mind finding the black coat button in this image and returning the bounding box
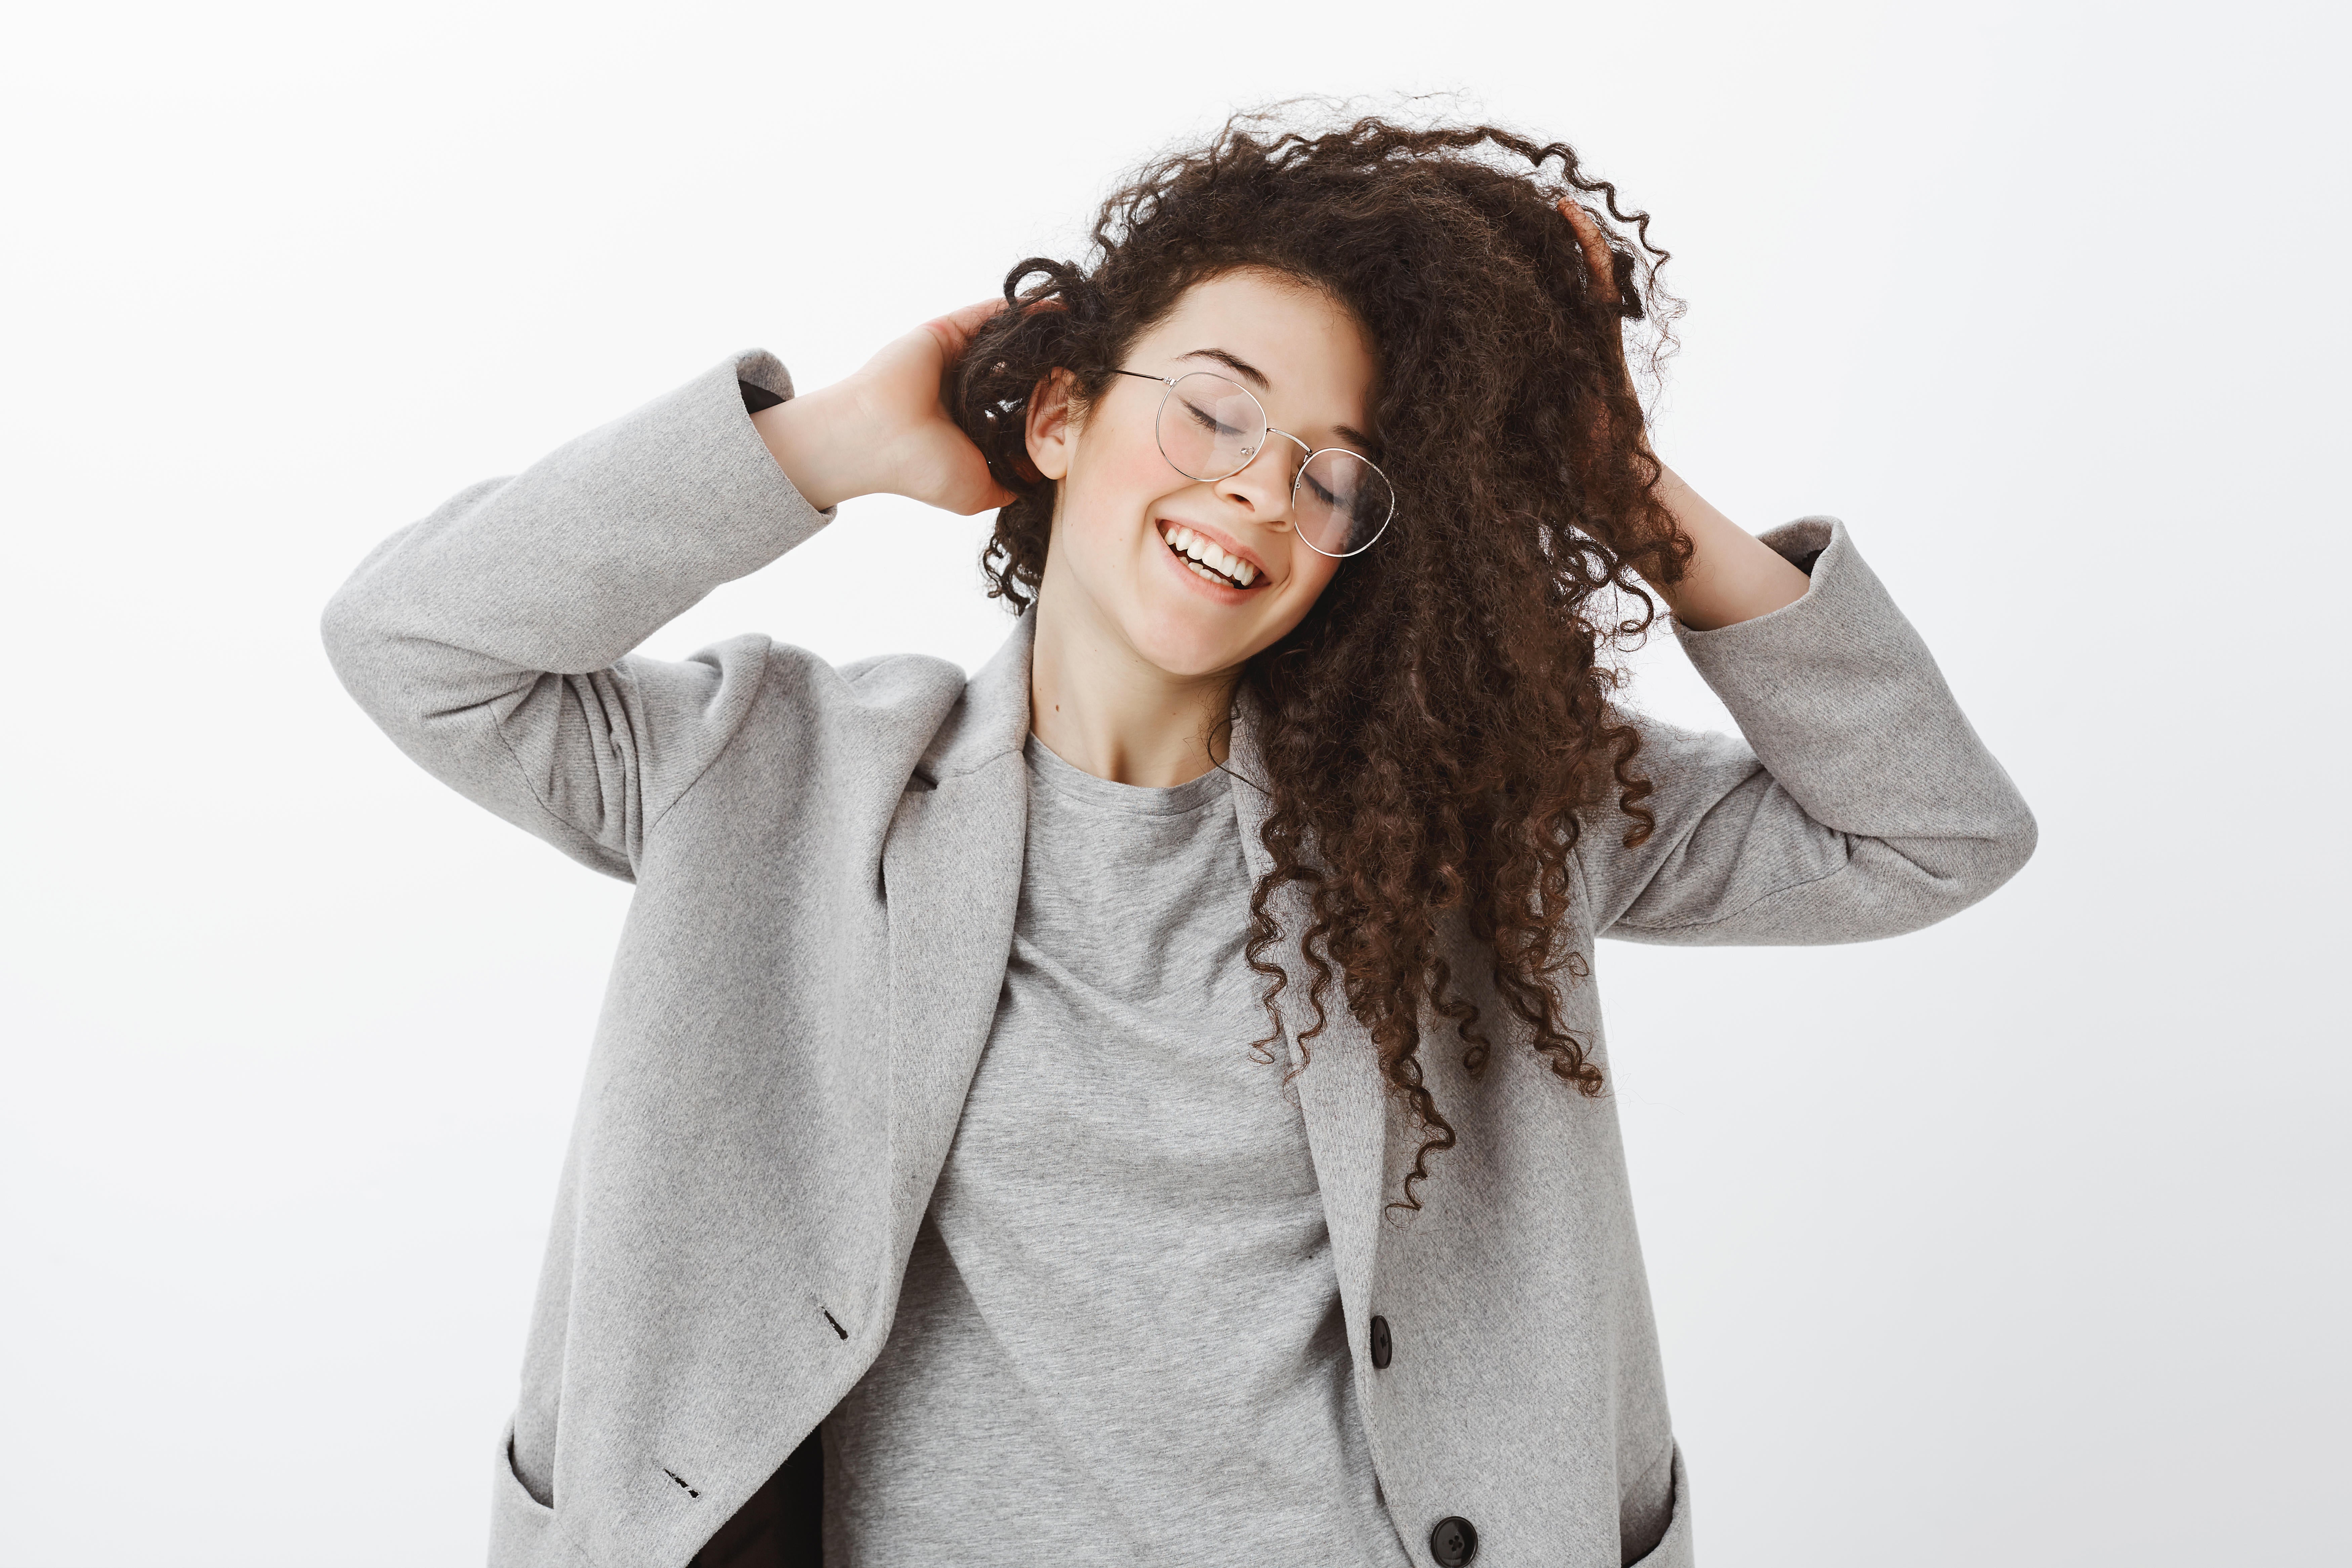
[1369,1315,1392,1369]
[1429,1515,1478,1566]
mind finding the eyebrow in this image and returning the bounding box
[1177,347,1380,457]
[1179,347,1269,389]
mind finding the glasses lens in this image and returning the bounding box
[1295,450,1396,557]
[1156,372,1265,482]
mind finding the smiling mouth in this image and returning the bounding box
[1159,521,1262,590]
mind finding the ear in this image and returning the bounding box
[1024,369,1079,482]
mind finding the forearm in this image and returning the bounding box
[1596,517,2038,943]
[323,351,826,876]
[1642,464,1812,631]
[327,353,824,692]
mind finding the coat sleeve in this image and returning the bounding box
[1580,517,2036,945]
[320,351,833,881]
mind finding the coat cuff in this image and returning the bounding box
[1668,515,1872,676]
[1667,517,1971,828]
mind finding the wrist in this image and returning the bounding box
[1646,464,1810,631]
[751,383,866,513]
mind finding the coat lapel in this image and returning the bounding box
[1225,700,1390,1333]
[880,619,1034,1247]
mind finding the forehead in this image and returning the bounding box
[1131,268,1377,424]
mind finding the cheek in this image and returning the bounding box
[1067,427,1177,530]
[1274,549,1344,617]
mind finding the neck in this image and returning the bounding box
[1026,569,1236,789]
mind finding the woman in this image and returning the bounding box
[324,115,2034,1568]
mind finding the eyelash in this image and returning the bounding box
[1182,403,1245,440]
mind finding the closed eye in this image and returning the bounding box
[1301,470,1339,508]
[1180,397,1247,439]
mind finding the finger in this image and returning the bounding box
[1556,198,1620,306]
[923,298,1009,357]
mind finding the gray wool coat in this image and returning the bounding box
[322,350,2036,1568]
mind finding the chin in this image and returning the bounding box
[1124,610,1257,681]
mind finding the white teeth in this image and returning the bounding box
[1163,522,1256,589]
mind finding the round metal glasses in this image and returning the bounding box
[1111,369,1396,558]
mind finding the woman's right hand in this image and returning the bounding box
[753,300,1019,516]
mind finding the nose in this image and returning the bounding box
[1215,430,1307,524]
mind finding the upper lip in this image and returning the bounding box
[1156,517,1270,585]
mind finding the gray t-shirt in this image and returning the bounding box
[824,737,1410,1568]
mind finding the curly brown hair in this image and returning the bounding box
[952,110,1692,1209]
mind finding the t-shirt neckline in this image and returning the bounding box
[1023,734,1232,818]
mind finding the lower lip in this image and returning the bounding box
[1156,529,1260,600]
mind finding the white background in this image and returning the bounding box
[2,2,2344,1563]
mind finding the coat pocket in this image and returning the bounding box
[1625,1443,1692,1568]
[488,1418,583,1568]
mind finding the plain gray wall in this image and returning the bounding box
[2,1,2343,1562]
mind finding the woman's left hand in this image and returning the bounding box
[1558,198,1640,391]
[1554,197,1812,630]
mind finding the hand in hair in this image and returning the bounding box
[1556,197,1645,411]
[1557,196,1810,631]
[751,299,1019,516]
